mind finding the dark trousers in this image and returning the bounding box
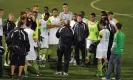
[0,57,2,74]
[75,40,86,65]
[0,36,2,46]
[57,48,71,73]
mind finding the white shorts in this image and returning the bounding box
[86,40,97,49]
[39,35,49,48]
[96,51,107,59]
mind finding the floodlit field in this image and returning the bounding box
[0,0,133,80]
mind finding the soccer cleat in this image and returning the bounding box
[70,58,74,64]
[101,77,107,80]
[96,73,103,77]
[63,72,68,76]
[37,73,44,77]
[24,74,28,78]
[4,62,9,66]
[73,60,77,66]
[54,72,62,76]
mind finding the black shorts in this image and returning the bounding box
[11,54,26,66]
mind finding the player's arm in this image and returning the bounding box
[94,31,102,45]
[56,28,61,38]
[111,33,117,52]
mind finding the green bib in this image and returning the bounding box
[88,21,99,40]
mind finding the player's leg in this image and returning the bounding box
[105,54,117,79]
[74,43,80,65]
[10,54,17,79]
[24,60,29,77]
[18,55,26,79]
[56,48,63,75]
[115,55,121,80]
[80,40,86,66]
[63,48,71,76]
[96,51,103,77]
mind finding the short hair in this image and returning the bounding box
[52,8,58,12]
[101,11,106,14]
[77,14,83,18]
[45,13,50,17]
[108,11,114,15]
[33,5,39,8]
[0,9,3,12]
[116,23,122,30]
[90,13,96,17]
[44,6,49,9]
[99,20,106,26]
[63,3,68,6]
[9,13,14,16]
[26,8,30,10]
[73,13,77,16]
[80,11,85,17]
[101,11,107,17]
[20,12,26,16]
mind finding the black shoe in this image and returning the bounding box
[18,76,22,80]
[10,75,14,80]
[80,63,85,67]
[48,55,56,62]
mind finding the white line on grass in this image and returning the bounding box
[90,0,133,18]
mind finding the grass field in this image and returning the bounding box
[0,0,133,80]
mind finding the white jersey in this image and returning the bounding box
[39,19,49,48]
[70,20,76,29]
[0,17,3,36]
[59,11,73,21]
[97,28,110,51]
[49,16,60,44]
[24,28,37,60]
[109,18,118,27]
[40,19,49,36]
[83,18,88,25]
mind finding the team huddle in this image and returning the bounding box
[0,3,125,80]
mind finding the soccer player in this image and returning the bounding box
[0,9,4,46]
[6,16,30,80]
[102,23,125,80]
[47,8,62,62]
[102,17,116,61]
[100,11,107,19]
[108,11,118,27]
[73,14,89,66]
[15,12,27,27]
[69,13,77,65]
[32,5,42,20]
[24,22,42,77]
[59,3,73,21]
[70,13,77,29]
[55,20,74,76]
[96,20,110,77]
[87,13,99,64]
[41,6,52,19]
[3,13,16,66]
[39,13,50,66]
[80,11,88,24]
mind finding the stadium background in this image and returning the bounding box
[0,0,133,80]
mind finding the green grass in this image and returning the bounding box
[0,0,133,80]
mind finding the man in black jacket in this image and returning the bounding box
[73,14,89,66]
[55,20,74,76]
[3,13,16,66]
[6,16,30,79]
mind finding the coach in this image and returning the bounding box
[73,14,89,66]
